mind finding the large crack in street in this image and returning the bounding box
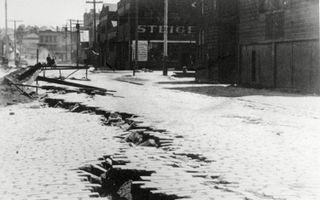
[43,97,243,200]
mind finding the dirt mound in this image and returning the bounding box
[0,66,39,107]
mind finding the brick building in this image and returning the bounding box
[117,0,198,70]
[239,0,319,92]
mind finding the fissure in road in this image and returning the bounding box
[44,98,244,200]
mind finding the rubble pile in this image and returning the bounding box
[0,66,40,106]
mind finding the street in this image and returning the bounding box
[1,70,320,200]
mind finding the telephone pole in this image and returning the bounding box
[64,24,68,62]
[4,0,9,59]
[9,20,23,66]
[163,0,168,75]
[134,0,139,76]
[69,19,75,62]
[86,0,103,49]
[70,20,73,61]
[76,20,80,67]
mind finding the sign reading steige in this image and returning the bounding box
[138,25,195,35]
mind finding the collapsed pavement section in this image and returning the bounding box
[41,97,256,200]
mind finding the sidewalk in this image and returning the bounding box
[1,70,320,200]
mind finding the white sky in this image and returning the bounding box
[0,0,119,28]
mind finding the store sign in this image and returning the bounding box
[132,40,148,62]
[80,30,89,42]
[138,25,195,34]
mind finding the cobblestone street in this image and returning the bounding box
[0,104,120,200]
[1,71,320,200]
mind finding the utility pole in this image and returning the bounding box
[163,0,168,75]
[134,0,139,76]
[64,25,68,62]
[128,1,131,70]
[69,19,73,62]
[9,20,23,67]
[4,0,9,60]
[76,21,80,67]
[86,0,103,50]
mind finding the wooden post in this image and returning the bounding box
[70,19,73,61]
[76,21,80,68]
[128,1,132,70]
[163,0,168,76]
[36,48,39,63]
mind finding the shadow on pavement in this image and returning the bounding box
[158,81,198,85]
[166,85,319,98]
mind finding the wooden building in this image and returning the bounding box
[98,3,118,68]
[196,0,239,83]
[116,0,198,70]
[239,0,319,92]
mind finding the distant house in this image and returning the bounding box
[239,0,319,92]
[21,33,39,60]
[38,30,71,62]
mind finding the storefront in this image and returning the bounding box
[117,0,198,70]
